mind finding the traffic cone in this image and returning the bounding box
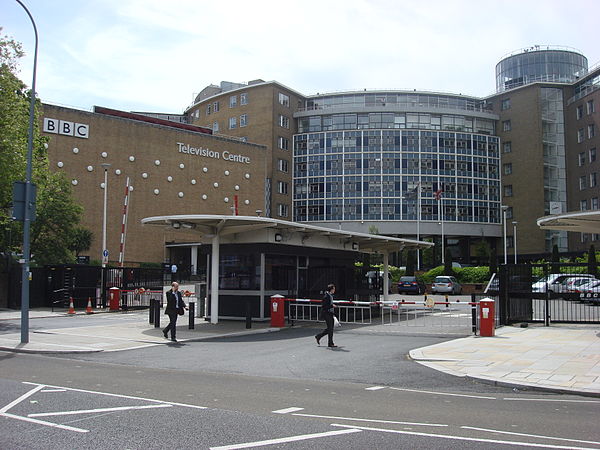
[67,297,76,315]
[85,297,94,314]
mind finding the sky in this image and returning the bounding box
[2,0,599,114]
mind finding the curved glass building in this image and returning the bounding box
[496,46,588,92]
[292,91,501,239]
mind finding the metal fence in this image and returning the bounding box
[287,299,374,325]
[498,263,600,325]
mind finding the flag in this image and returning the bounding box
[405,182,420,200]
[434,189,443,201]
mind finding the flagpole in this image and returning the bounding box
[416,183,421,271]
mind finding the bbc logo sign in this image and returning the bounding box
[43,118,89,139]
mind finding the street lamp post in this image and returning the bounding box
[100,163,111,307]
[513,221,518,264]
[15,0,39,344]
[501,205,509,265]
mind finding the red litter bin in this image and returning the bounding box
[108,287,121,311]
[479,298,495,337]
[270,295,285,327]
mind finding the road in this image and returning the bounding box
[1,315,599,449]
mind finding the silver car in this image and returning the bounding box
[431,276,462,294]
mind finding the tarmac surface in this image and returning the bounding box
[1,305,599,398]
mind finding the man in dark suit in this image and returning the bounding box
[315,283,337,348]
[163,282,187,342]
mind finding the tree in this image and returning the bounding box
[1,30,85,265]
[444,247,454,276]
[70,227,93,258]
[587,244,598,278]
[474,240,491,265]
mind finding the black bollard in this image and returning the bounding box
[189,302,195,329]
[154,299,161,328]
[245,299,252,329]
[149,299,155,324]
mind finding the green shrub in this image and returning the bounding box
[457,266,490,283]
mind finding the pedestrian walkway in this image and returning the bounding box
[409,324,600,396]
[0,308,279,353]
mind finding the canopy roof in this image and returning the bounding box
[142,214,433,254]
[537,211,600,234]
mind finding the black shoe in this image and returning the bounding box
[328,344,337,348]
[171,338,177,342]
[315,336,321,346]
[163,331,168,339]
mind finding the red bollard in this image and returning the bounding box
[270,295,285,327]
[479,298,495,337]
[108,287,121,311]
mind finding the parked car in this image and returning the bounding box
[531,273,595,293]
[397,276,426,295]
[431,276,462,294]
[564,277,599,293]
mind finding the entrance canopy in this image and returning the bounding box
[141,214,433,253]
[142,214,433,324]
[537,211,600,234]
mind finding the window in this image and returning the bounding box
[502,120,511,131]
[240,114,247,127]
[588,124,595,139]
[229,95,237,108]
[278,93,290,107]
[206,104,211,115]
[501,98,511,110]
[592,197,599,210]
[277,159,289,173]
[506,206,513,219]
[278,136,289,150]
[503,141,512,153]
[507,236,514,248]
[581,199,588,211]
[503,163,512,175]
[579,152,586,166]
[195,110,199,118]
[213,101,219,112]
[277,181,288,195]
[576,105,583,120]
[240,93,248,105]
[588,100,595,115]
[504,185,513,197]
[578,128,584,143]
[591,172,597,188]
[278,204,289,217]
[228,117,237,129]
[278,115,289,129]
[213,121,219,133]
[591,148,597,163]
[580,175,587,190]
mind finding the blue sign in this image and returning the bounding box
[103,249,109,257]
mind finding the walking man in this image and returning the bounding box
[163,282,187,342]
[315,283,337,348]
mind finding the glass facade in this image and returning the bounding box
[541,87,568,252]
[496,48,588,92]
[293,128,500,224]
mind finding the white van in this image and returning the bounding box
[531,273,594,293]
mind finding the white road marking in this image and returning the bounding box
[272,407,304,414]
[389,387,496,400]
[365,386,387,391]
[29,403,172,417]
[22,382,207,409]
[331,424,599,450]
[209,428,362,450]
[1,412,88,433]
[503,397,600,404]
[0,384,45,413]
[462,426,600,446]
[294,413,447,427]
[40,389,67,393]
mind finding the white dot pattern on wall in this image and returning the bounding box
[178,192,184,198]
[179,163,185,169]
[57,162,64,168]
[245,173,250,179]
[44,143,49,149]
[244,199,250,205]
[213,182,219,188]
[73,148,79,154]
[224,197,229,202]
[234,185,240,191]
[72,179,78,185]
[87,165,93,172]
[142,173,148,179]
[202,194,207,200]
[129,186,134,191]
[224,170,230,176]
[154,189,160,195]
[101,152,108,158]
[129,156,135,162]
[155,160,161,166]
[203,167,208,173]
[115,169,121,175]
[167,176,173,182]
[191,179,196,185]
[100,183,105,189]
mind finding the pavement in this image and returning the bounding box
[0,307,599,397]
